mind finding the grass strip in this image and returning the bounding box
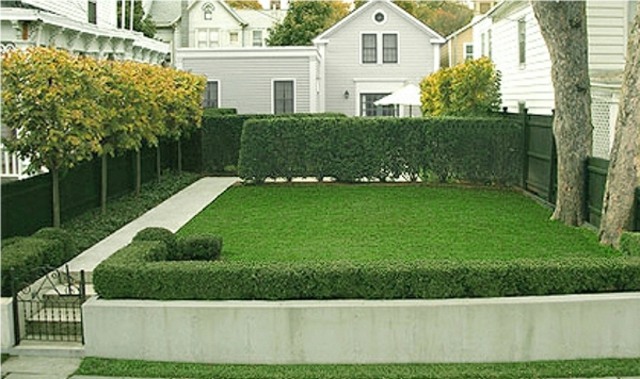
[77,357,640,379]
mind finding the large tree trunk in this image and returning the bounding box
[531,1,592,226]
[135,150,141,195]
[599,3,640,247]
[101,154,108,214]
[52,167,61,228]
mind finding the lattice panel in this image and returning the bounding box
[591,89,618,159]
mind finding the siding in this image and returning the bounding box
[586,0,627,73]
[490,3,554,115]
[188,0,244,48]
[321,2,439,116]
[22,0,117,28]
[180,53,313,114]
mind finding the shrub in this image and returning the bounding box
[203,108,237,116]
[238,116,522,184]
[621,232,640,256]
[421,57,501,116]
[132,227,177,253]
[93,242,640,301]
[176,235,223,261]
[32,228,75,262]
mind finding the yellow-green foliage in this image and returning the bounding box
[1,47,206,166]
[421,57,501,117]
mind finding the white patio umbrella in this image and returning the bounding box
[374,83,421,117]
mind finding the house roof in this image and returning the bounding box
[188,0,246,26]
[314,0,445,44]
[148,0,182,27]
[236,9,285,29]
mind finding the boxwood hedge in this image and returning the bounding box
[93,241,640,300]
[1,228,75,296]
[238,116,523,184]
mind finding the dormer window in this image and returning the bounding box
[373,10,387,25]
[203,3,214,20]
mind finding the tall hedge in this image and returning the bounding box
[238,117,522,184]
[93,241,640,301]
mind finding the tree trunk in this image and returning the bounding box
[177,139,183,174]
[531,1,592,226]
[156,145,162,182]
[135,150,142,195]
[101,154,108,214]
[52,168,61,228]
[599,3,640,247]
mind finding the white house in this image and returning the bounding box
[148,0,285,64]
[176,0,444,116]
[468,0,637,159]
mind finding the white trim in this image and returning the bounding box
[314,0,444,44]
[177,47,318,60]
[463,42,474,61]
[433,44,440,72]
[354,79,405,116]
[360,32,378,64]
[271,78,297,115]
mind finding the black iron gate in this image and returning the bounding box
[11,265,87,344]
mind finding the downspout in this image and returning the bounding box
[180,0,189,47]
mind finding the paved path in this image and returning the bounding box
[65,177,238,276]
[1,356,81,379]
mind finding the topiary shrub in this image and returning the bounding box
[620,232,640,256]
[132,227,177,253]
[32,227,75,263]
[176,234,223,261]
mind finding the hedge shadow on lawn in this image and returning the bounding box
[93,240,640,301]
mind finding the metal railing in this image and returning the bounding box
[1,145,31,180]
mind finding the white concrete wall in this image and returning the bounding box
[1,298,15,352]
[84,293,640,364]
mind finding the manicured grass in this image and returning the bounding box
[76,357,640,379]
[179,184,616,262]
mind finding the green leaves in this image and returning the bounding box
[238,116,522,185]
[267,1,349,46]
[421,57,502,117]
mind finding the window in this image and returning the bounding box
[252,30,263,47]
[518,18,526,65]
[203,3,214,20]
[360,93,395,117]
[273,81,294,114]
[88,0,97,24]
[196,28,219,48]
[463,43,473,60]
[373,11,386,24]
[203,81,219,108]
[362,34,377,64]
[229,32,239,45]
[487,29,492,58]
[382,33,398,63]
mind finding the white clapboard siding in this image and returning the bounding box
[21,0,117,28]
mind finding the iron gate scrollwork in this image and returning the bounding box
[11,265,87,344]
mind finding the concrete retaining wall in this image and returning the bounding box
[1,297,15,352]
[83,293,640,364]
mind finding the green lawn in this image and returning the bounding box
[76,357,640,379]
[178,184,616,262]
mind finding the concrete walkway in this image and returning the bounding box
[65,177,238,277]
[1,356,81,379]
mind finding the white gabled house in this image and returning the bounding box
[176,0,444,116]
[467,0,637,159]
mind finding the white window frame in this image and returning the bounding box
[518,17,526,68]
[204,80,221,108]
[372,9,388,25]
[196,28,220,48]
[252,30,263,47]
[271,79,296,114]
[359,32,400,65]
[203,3,215,20]
[463,43,474,60]
[229,31,240,46]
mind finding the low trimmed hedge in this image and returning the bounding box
[131,227,222,261]
[93,241,640,300]
[1,228,75,295]
[238,116,523,184]
[621,232,640,256]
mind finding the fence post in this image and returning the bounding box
[521,108,529,190]
[11,268,20,345]
[549,110,557,204]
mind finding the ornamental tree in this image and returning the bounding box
[1,47,105,227]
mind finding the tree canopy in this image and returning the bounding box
[117,0,156,38]
[227,0,263,10]
[267,1,350,46]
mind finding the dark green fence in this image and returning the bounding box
[1,145,179,239]
[516,110,639,230]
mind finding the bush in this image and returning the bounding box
[421,57,501,116]
[0,230,72,296]
[203,108,237,116]
[238,116,522,184]
[621,232,640,256]
[93,242,640,300]
[176,235,223,261]
[132,227,178,252]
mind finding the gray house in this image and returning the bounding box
[176,0,444,116]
